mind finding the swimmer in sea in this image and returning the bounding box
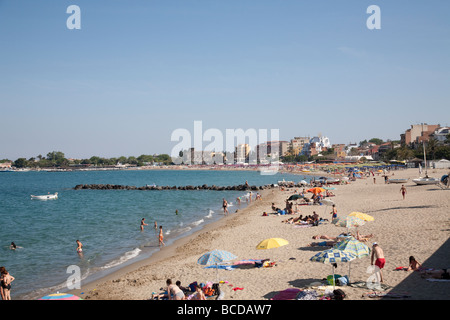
[140,218,148,231]
[76,240,83,255]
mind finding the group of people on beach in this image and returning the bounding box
[140,219,165,247]
[153,278,222,300]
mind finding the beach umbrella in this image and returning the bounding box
[310,248,356,289]
[334,236,370,283]
[299,180,308,185]
[39,293,83,300]
[320,199,334,216]
[256,238,289,250]
[288,194,303,201]
[307,187,325,194]
[320,199,334,206]
[332,216,366,229]
[198,249,237,282]
[348,212,374,222]
[198,249,237,266]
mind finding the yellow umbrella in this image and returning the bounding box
[256,238,289,250]
[348,212,374,222]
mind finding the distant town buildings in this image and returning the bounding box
[400,123,443,147]
[173,123,449,165]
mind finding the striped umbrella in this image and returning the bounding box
[310,248,356,289]
[39,293,83,300]
[334,236,370,283]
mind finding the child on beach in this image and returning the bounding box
[330,205,337,220]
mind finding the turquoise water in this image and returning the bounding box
[0,169,309,299]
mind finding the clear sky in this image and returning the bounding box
[1,0,449,160]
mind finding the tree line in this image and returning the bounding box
[1,152,172,168]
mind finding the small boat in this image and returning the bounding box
[413,130,439,186]
[412,176,440,185]
[31,192,58,200]
[388,178,409,184]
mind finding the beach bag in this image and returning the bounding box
[326,274,341,285]
[336,276,348,286]
[188,281,198,292]
[333,289,346,300]
[203,287,214,296]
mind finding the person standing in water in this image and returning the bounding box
[222,198,229,215]
[76,240,84,258]
[140,218,148,231]
[159,226,165,247]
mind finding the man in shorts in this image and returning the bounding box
[371,242,385,283]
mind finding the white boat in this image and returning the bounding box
[412,177,440,185]
[31,192,58,200]
[388,178,409,184]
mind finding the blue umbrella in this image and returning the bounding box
[198,250,237,282]
[197,250,237,266]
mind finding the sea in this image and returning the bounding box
[0,169,312,300]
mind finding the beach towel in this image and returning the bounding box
[349,281,392,291]
[270,288,301,300]
[204,265,235,270]
[296,289,319,300]
[364,291,411,299]
[426,278,450,282]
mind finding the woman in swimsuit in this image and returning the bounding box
[159,226,165,247]
[166,279,185,300]
[1,267,15,300]
[222,198,229,215]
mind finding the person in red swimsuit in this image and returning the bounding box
[371,242,386,283]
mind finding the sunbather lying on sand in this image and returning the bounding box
[421,268,450,279]
[312,235,336,240]
[307,241,336,247]
[354,231,374,242]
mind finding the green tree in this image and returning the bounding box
[369,138,383,145]
[14,158,28,168]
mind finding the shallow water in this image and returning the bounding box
[0,169,309,299]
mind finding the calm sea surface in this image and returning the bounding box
[0,169,311,299]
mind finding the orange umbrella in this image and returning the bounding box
[307,187,325,194]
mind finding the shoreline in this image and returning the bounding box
[67,167,450,300]
[67,190,270,299]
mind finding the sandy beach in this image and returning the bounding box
[69,168,450,300]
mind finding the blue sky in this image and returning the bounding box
[1,0,449,160]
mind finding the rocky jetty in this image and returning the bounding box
[73,183,295,191]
